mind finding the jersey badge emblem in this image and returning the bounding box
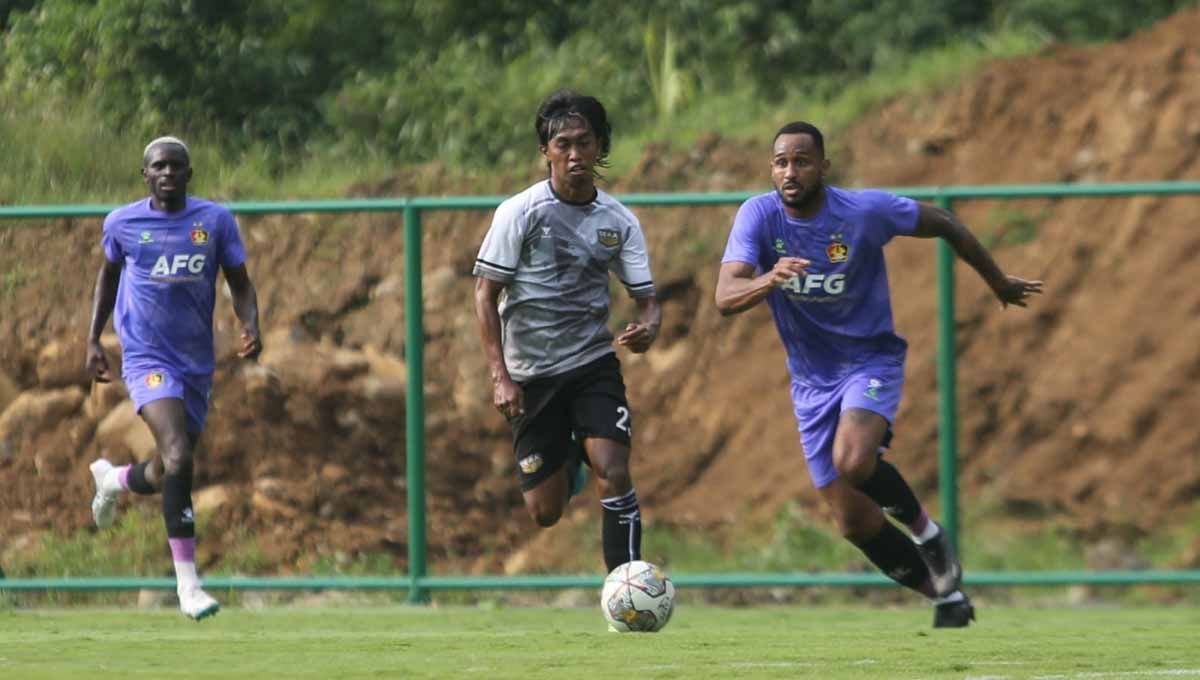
[190,223,209,246]
[773,238,787,255]
[826,234,849,263]
[597,228,620,247]
[139,231,154,243]
[518,453,544,474]
[145,372,165,389]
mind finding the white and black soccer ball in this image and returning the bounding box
[601,560,675,632]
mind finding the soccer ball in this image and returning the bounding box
[601,560,675,632]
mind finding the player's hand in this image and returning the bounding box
[85,338,113,383]
[493,375,524,419]
[990,275,1043,308]
[617,321,658,354]
[238,325,263,360]
[769,257,810,288]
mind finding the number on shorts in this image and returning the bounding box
[615,406,631,435]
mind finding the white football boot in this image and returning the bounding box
[89,459,120,528]
[178,585,220,620]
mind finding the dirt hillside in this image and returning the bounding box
[2,8,1199,575]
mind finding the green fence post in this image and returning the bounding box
[404,204,429,604]
[935,195,961,553]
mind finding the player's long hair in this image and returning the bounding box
[535,89,612,178]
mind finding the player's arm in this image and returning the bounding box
[86,258,123,383]
[714,258,810,316]
[616,295,661,353]
[473,276,523,418]
[912,203,1043,308]
[223,263,262,359]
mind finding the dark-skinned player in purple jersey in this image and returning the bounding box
[85,136,262,620]
[716,122,1042,628]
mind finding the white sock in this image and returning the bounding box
[934,590,965,605]
[913,520,940,544]
[101,467,125,495]
[174,561,200,592]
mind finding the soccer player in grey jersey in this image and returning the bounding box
[474,90,661,575]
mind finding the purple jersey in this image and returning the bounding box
[101,197,246,376]
[721,187,918,387]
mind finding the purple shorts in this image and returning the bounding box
[791,363,904,489]
[123,367,212,435]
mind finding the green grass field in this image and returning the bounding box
[2,603,1198,679]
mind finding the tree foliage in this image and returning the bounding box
[2,0,1193,165]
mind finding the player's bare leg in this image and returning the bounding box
[838,410,963,595]
[141,399,217,621]
[586,437,641,573]
[830,409,973,626]
[521,464,571,528]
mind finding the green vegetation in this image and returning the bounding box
[9,502,1199,602]
[2,605,1199,679]
[982,205,1048,248]
[2,0,1194,202]
[0,261,29,296]
[8,506,170,580]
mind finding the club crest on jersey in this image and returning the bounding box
[597,228,620,248]
[826,234,849,263]
[145,372,164,389]
[190,223,209,246]
[518,453,544,474]
[139,231,153,243]
[773,238,787,255]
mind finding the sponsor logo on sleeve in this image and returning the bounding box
[145,372,164,389]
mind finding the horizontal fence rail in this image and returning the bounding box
[3,181,1199,597]
[6,181,1200,220]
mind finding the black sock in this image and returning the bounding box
[161,467,195,539]
[856,459,924,528]
[126,461,157,496]
[600,489,641,572]
[852,521,934,597]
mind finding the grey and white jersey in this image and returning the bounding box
[474,180,656,381]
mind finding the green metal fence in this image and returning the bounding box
[3,180,1200,599]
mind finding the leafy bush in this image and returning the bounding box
[2,0,1195,166]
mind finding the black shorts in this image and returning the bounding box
[510,353,632,491]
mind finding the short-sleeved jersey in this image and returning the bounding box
[101,197,247,376]
[473,180,656,382]
[721,187,919,388]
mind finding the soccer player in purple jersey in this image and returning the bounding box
[716,122,1042,628]
[85,137,262,620]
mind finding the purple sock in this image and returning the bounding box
[909,510,930,537]
[117,465,132,491]
[168,538,196,563]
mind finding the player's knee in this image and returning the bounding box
[833,446,875,485]
[529,503,563,528]
[592,460,631,494]
[160,446,193,477]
